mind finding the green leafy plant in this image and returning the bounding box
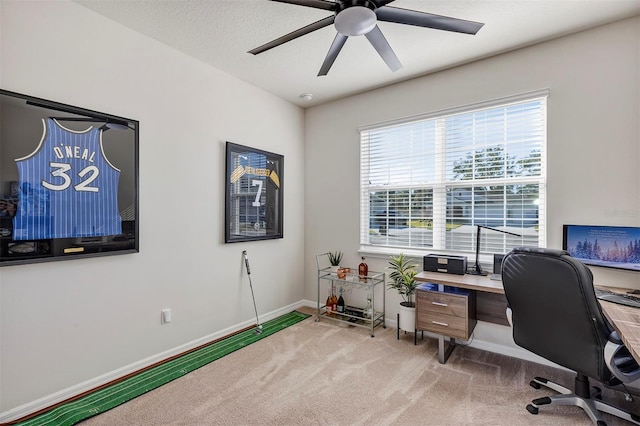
[387,253,418,307]
[328,251,343,266]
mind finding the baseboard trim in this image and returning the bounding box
[0,301,308,423]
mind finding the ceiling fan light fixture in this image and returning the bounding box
[334,6,377,36]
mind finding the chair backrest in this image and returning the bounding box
[502,247,613,380]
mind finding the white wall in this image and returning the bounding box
[304,17,640,347]
[0,0,305,418]
[1,0,638,419]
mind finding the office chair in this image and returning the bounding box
[502,247,640,425]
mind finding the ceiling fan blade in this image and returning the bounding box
[376,6,484,35]
[248,16,335,55]
[365,25,402,72]
[270,0,337,11]
[318,33,348,76]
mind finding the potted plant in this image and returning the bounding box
[327,251,343,272]
[387,253,419,333]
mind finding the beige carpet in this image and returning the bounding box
[80,309,639,425]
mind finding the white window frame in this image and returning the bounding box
[359,90,548,259]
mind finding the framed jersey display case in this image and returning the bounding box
[225,142,283,243]
[0,89,139,266]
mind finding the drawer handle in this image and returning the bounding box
[432,321,449,327]
[431,301,448,307]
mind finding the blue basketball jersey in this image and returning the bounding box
[13,118,122,240]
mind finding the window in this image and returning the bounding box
[360,92,547,256]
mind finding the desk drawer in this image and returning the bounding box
[416,288,477,340]
[417,290,467,318]
[418,312,469,339]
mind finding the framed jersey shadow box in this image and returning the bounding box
[0,89,139,266]
[225,142,283,243]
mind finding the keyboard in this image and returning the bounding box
[595,288,640,309]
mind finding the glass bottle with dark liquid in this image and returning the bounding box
[337,287,345,314]
[359,257,368,282]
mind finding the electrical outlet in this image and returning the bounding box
[161,308,171,324]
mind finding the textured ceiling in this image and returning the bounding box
[74,0,640,107]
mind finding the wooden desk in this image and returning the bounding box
[415,271,640,365]
[599,296,640,362]
[415,271,506,363]
[415,271,509,326]
[415,271,504,294]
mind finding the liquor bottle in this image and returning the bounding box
[331,290,339,314]
[326,288,334,316]
[359,257,368,282]
[364,293,373,319]
[337,287,345,313]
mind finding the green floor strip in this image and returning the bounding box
[16,310,311,426]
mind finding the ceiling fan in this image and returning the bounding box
[248,0,484,76]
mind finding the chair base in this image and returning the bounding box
[527,375,640,425]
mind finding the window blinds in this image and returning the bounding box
[360,93,547,255]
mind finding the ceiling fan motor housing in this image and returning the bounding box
[335,0,378,36]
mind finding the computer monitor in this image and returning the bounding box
[563,224,640,272]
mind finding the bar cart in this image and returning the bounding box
[316,253,386,337]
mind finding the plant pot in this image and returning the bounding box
[398,302,416,332]
[329,265,339,273]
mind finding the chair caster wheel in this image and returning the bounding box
[529,381,541,389]
[596,421,607,426]
[526,404,538,415]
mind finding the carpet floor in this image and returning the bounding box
[73,307,640,425]
[15,311,310,426]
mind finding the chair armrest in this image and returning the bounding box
[609,330,623,345]
[605,339,640,387]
